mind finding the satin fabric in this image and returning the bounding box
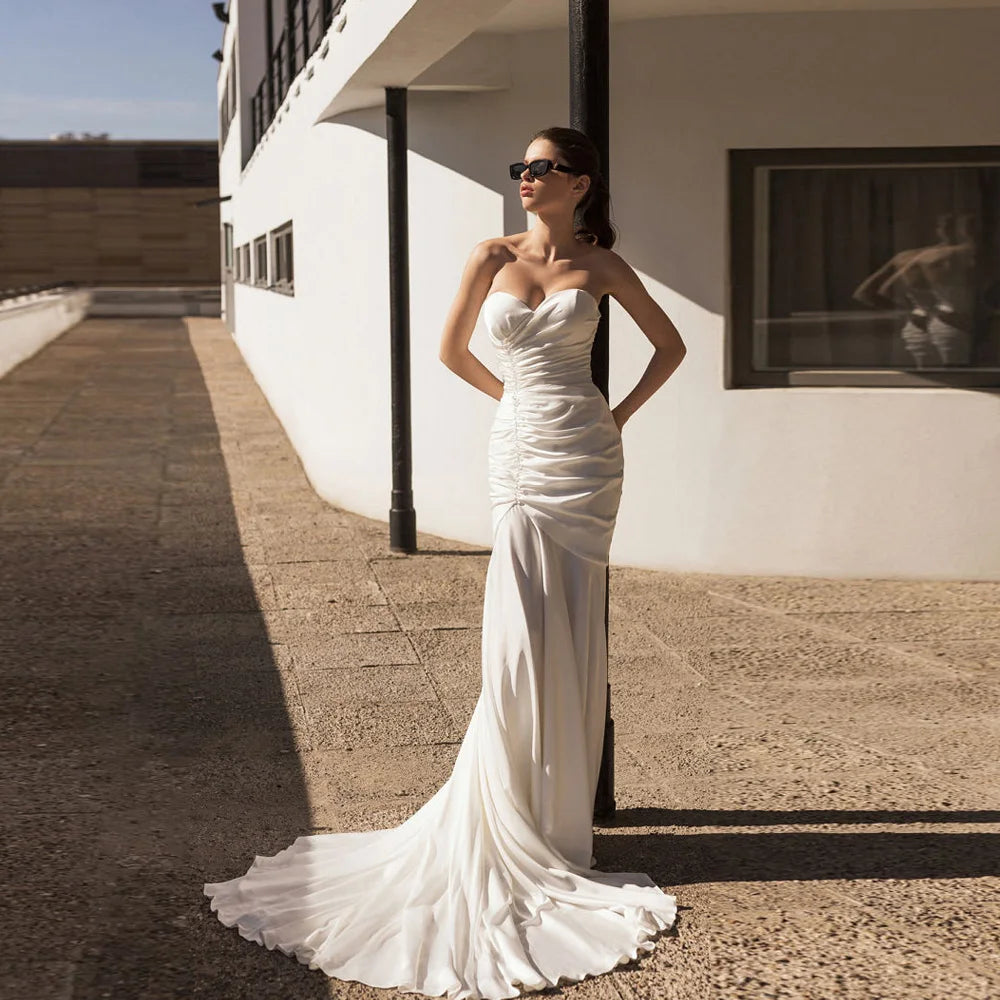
[203,286,678,999]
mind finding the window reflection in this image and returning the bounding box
[853,212,984,368]
[754,163,1000,372]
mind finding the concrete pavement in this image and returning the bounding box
[2,315,999,1000]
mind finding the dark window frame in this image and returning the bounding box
[270,220,294,294]
[253,235,268,287]
[728,144,1000,390]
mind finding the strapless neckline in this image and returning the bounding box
[486,287,601,313]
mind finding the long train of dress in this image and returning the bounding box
[203,286,677,999]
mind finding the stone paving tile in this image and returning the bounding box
[407,624,483,665]
[795,609,1000,642]
[160,478,249,506]
[392,597,485,630]
[259,527,363,563]
[737,676,1000,725]
[423,658,483,700]
[128,704,313,757]
[156,500,254,531]
[694,575,996,613]
[304,698,462,750]
[610,583,749,620]
[287,631,419,669]
[259,604,401,640]
[678,638,975,685]
[815,719,1000,782]
[155,529,267,569]
[270,558,388,608]
[619,764,1000,815]
[621,607,844,650]
[813,876,1000,963]
[300,745,459,803]
[295,664,437,702]
[144,562,278,614]
[4,315,999,1000]
[617,724,894,781]
[892,637,1000,675]
[372,552,492,604]
[442,695,481,732]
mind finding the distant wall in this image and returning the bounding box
[0,141,221,286]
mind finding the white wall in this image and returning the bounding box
[0,290,91,379]
[224,5,1000,579]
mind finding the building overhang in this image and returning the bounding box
[312,0,513,124]
[312,0,1000,122]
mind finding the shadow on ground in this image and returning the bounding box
[0,318,329,998]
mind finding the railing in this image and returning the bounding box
[249,0,347,149]
[0,281,78,305]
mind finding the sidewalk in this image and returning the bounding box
[2,315,998,1000]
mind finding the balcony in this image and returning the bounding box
[250,0,347,148]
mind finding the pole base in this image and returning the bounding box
[389,507,416,553]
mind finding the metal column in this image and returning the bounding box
[385,86,417,553]
[569,0,616,820]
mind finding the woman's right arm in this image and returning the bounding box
[438,240,505,402]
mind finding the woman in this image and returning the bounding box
[204,126,687,999]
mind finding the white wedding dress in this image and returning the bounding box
[203,286,678,998]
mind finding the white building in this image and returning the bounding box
[215,0,1000,580]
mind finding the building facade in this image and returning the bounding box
[216,0,1000,579]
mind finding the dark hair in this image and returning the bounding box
[530,125,617,249]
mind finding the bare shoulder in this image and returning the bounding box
[467,237,516,273]
[596,247,646,299]
[598,246,632,280]
[458,238,505,289]
[486,234,522,262]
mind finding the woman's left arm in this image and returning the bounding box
[604,251,687,430]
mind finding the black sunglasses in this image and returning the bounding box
[509,158,581,180]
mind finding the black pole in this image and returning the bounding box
[264,0,275,121]
[285,0,297,78]
[570,0,615,822]
[385,86,417,553]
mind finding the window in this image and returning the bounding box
[241,244,250,282]
[222,223,234,270]
[729,145,1000,388]
[220,55,237,150]
[271,221,293,293]
[253,235,268,287]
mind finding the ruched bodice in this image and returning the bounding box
[485,287,603,391]
[484,287,624,565]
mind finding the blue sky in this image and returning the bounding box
[0,0,225,139]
